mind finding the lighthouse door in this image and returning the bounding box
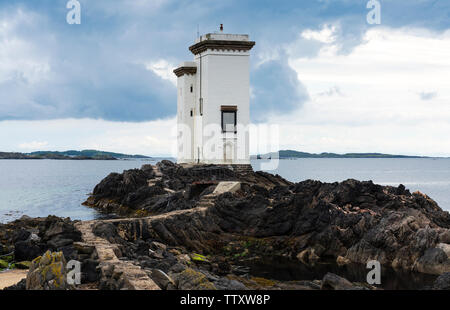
[224,142,233,164]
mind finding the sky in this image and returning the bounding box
[0,0,450,156]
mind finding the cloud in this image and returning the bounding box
[317,86,344,97]
[301,24,337,44]
[0,5,179,122]
[0,118,177,156]
[145,59,177,86]
[267,26,450,156]
[18,141,49,150]
[1,0,450,157]
[251,57,310,122]
[419,91,438,101]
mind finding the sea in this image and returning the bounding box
[0,158,449,223]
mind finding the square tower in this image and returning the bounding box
[174,29,255,166]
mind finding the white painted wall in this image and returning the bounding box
[176,62,197,163]
[176,35,252,165]
[196,50,250,164]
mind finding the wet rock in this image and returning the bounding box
[433,272,450,290]
[321,273,354,290]
[414,248,450,275]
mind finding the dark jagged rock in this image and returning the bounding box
[85,162,450,278]
[84,161,290,217]
[433,272,450,290]
[321,272,355,290]
[0,215,100,289]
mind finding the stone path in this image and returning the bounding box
[75,221,161,290]
[74,180,241,290]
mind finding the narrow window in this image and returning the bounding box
[221,106,237,133]
[190,109,193,117]
[190,85,193,93]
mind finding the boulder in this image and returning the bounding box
[414,248,450,275]
[176,268,216,290]
[14,240,44,261]
[321,273,354,290]
[26,251,68,290]
[150,269,175,289]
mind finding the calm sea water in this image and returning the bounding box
[0,158,449,223]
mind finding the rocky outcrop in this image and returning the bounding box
[84,162,450,277]
[0,216,100,286]
[83,160,290,216]
[0,215,82,262]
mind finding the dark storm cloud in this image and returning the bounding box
[1,0,449,122]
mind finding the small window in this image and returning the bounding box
[190,85,193,93]
[190,109,193,117]
[222,111,236,133]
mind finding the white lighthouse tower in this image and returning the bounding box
[174,25,255,169]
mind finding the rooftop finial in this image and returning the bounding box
[220,24,223,32]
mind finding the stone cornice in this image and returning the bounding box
[189,40,256,55]
[173,66,197,77]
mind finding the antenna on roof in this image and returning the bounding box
[220,24,223,32]
[197,24,200,37]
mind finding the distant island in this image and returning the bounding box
[0,150,151,160]
[252,150,430,159]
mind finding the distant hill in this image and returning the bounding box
[0,150,151,160]
[252,150,428,159]
[28,150,151,159]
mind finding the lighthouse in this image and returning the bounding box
[174,26,255,169]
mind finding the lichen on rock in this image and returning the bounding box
[26,251,68,290]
